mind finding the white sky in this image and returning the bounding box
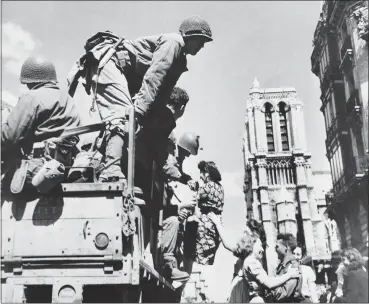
[2,1,329,301]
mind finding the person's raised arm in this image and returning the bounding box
[208,212,237,253]
[268,265,302,302]
[256,267,299,290]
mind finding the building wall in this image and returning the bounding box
[182,267,209,303]
[310,0,368,256]
[310,171,333,258]
[243,82,328,274]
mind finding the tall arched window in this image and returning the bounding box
[264,103,275,152]
[279,102,290,151]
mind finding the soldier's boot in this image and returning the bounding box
[98,134,125,182]
[162,254,190,282]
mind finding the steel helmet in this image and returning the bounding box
[179,16,213,42]
[20,56,58,84]
[178,132,200,156]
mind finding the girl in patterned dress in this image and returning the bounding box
[194,160,224,266]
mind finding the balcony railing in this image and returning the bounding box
[340,49,354,73]
[333,173,346,195]
[354,155,369,175]
[320,61,342,92]
[345,155,369,186]
[330,0,349,26]
[325,115,347,148]
[346,89,362,125]
[346,89,360,113]
[332,155,368,196]
[326,116,339,145]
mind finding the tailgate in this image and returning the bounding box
[4,191,123,258]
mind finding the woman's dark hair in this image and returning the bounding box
[198,161,222,182]
[343,247,365,270]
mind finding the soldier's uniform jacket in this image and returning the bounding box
[160,134,193,219]
[68,31,188,118]
[1,83,81,165]
[269,255,304,303]
[125,33,188,116]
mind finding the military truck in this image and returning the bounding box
[1,108,181,303]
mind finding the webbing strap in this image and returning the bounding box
[98,37,125,69]
[59,123,106,139]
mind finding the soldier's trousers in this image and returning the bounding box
[92,60,133,177]
[93,60,133,123]
[160,216,180,258]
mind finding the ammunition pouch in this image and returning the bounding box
[114,50,131,73]
[10,158,45,194]
[32,159,65,193]
[8,139,78,194]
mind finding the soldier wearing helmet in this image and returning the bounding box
[1,56,80,178]
[163,132,200,182]
[67,16,212,182]
[159,131,201,282]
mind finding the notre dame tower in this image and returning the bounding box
[243,78,327,274]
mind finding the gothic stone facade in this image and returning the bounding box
[311,0,368,256]
[243,80,329,274]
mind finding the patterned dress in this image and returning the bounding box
[195,180,224,265]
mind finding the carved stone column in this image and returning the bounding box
[273,110,281,152]
[247,108,257,153]
[255,107,268,153]
[257,156,278,275]
[305,155,313,185]
[250,161,261,221]
[290,104,306,152]
[295,154,316,257]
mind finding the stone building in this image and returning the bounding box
[310,0,368,256]
[243,79,329,274]
[311,170,333,216]
[310,171,334,258]
[182,266,209,303]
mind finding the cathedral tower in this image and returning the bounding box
[243,79,323,274]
